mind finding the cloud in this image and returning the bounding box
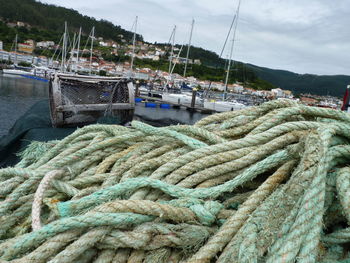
[42,0,350,75]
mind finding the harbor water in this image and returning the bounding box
[0,74,208,137]
[0,74,48,137]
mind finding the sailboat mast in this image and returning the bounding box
[204,9,237,99]
[14,34,17,52]
[130,16,138,74]
[89,26,95,75]
[61,21,67,72]
[168,25,176,74]
[224,39,234,97]
[68,33,76,72]
[14,34,18,65]
[224,0,241,99]
[166,43,184,87]
[76,27,82,72]
[183,19,194,78]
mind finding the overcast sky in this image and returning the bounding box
[42,0,350,75]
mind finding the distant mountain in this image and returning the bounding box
[162,44,350,97]
[246,64,350,97]
[0,0,348,97]
[0,0,142,42]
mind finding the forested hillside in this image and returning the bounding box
[247,64,350,97]
[0,0,142,42]
[155,43,226,68]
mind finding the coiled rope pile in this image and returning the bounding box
[2,99,350,262]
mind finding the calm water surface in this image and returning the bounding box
[0,74,48,137]
[0,74,207,137]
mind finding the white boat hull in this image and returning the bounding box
[162,93,200,105]
[2,69,33,76]
[203,100,246,112]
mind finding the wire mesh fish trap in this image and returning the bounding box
[49,73,135,127]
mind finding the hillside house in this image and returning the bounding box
[271,88,285,98]
[36,41,55,48]
[232,84,244,93]
[300,97,318,106]
[18,40,35,53]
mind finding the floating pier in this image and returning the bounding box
[137,95,216,114]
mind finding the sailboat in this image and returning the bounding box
[1,34,34,76]
[203,0,246,112]
[161,20,201,106]
[48,22,92,75]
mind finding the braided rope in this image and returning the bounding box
[32,170,65,231]
[1,100,350,262]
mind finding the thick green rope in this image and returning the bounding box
[1,100,350,262]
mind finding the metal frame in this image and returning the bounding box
[49,73,135,127]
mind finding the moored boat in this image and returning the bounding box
[162,92,201,105]
[2,68,33,76]
[203,99,246,112]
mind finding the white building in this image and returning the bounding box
[14,53,33,64]
[17,21,25,27]
[172,73,184,82]
[198,81,211,89]
[33,56,48,66]
[0,41,3,50]
[99,41,109,47]
[232,84,244,93]
[271,88,285,98]
[0,51,33,64]
[252,90,266,97]
[36,41,55,48]
[134,72,149,80]
[186,76,197,85]
[0,50,9,60]
[115,64,124,73]
[211,82,225,91]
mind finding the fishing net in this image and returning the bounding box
[49,74,134,127]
